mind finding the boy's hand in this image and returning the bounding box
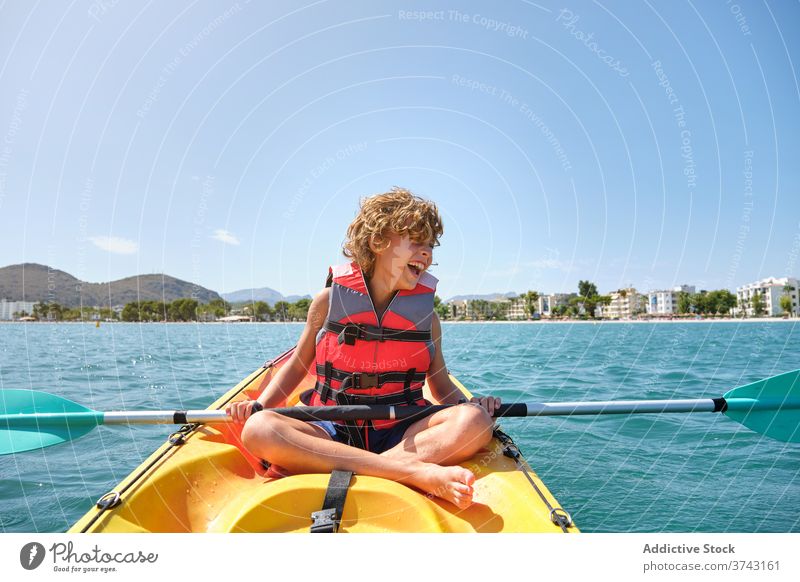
[226,400,260,424]
[468,396,501,416]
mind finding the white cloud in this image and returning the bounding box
[212,229,240,245]
[89,236,138,255]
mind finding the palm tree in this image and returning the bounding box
[783,285,796,318]
[751,291,765,317]
[523,290,540,319]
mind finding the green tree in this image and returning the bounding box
[705,289,737,315]
[99,307,116,320]
[677,292,691,315]
[690,291,708,314]
[252,301,274,321]
[523,290,540,319]
[208,298,230,318]
[566,296,582,317]
[288,298,311,321]
[782,285,796,317]
[46,303,64,321]
[751,292,765,317]
[578,280,598,298]
[780,294,792,315]
[32,302,47,320]
[62,307,82,321]
[576,281,600,318]
[593,294,612,317]
[273,301,290,322]
[125,300,166,321]
[168,298,198,321]
[121,303,140,321]
[433,295,450,320]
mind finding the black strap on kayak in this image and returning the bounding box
[494,428,574,533]
[324,321,432,345]
[310,470,354,533]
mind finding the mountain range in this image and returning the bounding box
[0,264,221,308]
[221,287,312,305]
[0,263,514,308]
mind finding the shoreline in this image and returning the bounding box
[0,318,795,325]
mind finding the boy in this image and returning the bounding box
[227,188,500,508]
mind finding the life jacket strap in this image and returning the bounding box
[323,321,432,346]
[319,362,334,404]
[315,363,426,389]
[313,380,424,406]
[403,368,417,405]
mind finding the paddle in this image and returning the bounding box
[2,369,798,455]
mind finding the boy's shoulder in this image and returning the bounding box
[313,287,331,304]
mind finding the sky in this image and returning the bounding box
[0,0,798,300]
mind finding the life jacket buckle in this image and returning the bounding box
[337,324,360,346]
[355,373,379,389]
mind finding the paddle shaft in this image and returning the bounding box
[6,394,797,429]
[1,398,738,427]
[101,396,800,422]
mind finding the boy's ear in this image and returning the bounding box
[369,233,389,254]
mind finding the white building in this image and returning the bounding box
[735,277,799,317]
[537,293,575,317]
[0,299,36,320]
[604,288,645,319]
[447,297,513,320]
[506,296,528,320]
[448,300,468,320]
[647,285,696,315]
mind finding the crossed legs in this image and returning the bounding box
[240,404,494,508]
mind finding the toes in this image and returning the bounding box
[451,492,473,509]
[460,468,476,488]
[453,481,473,495]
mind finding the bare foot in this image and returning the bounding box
[407,463,476,509]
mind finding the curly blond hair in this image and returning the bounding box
[343,188,443,276]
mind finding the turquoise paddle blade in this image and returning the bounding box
[0,390,103,455]
[723,370,800,443]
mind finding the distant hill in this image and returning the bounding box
[222,287,312,305]
[445,292,519,303]
[0,263,222,307]
[285,294,313,303]
[221,287,284,305]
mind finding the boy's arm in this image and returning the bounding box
[227,288,329,423]
[425,314,501,414]
[425,314,468,405]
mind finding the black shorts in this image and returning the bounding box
[310,417,418,454]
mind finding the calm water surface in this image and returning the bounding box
[1,321,798,532]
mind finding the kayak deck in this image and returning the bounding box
[70,351,577,533]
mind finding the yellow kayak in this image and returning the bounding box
[70,348,578,533]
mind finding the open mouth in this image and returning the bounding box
[407,261,425,276]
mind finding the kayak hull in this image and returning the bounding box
[70,351,577,533]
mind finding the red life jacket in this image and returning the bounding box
[310,261,437,430]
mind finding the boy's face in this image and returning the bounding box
[373,231,433,290]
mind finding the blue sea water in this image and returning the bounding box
[0,321,798,533]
